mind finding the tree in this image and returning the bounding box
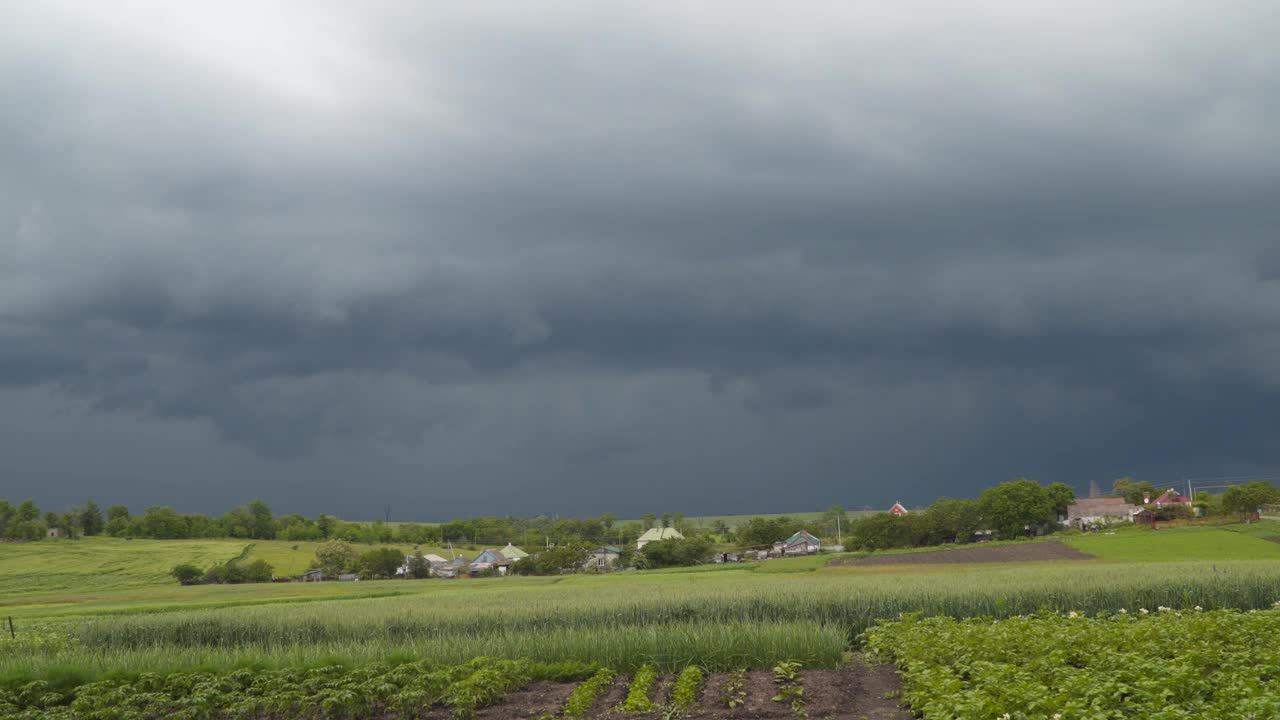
[406,551,432,579]
[316,514,338,538]
[4,500,45,541]
[243,559,275,583]
[170,563,203,585]
[314,539,355,578]
[978,478,1056,540]
[641,513,657,529]
[1112,477,1156,506]
[512,542,593,575]
[737,516,804,546]
[1222,481,1280,518]
[637,537,714,568]
[0,500,12,537]
[140,506,189,539]
[105,505,131,536]
[820,505,849,538]
[599,513,617,532]
[1045,482,1076,518]
[81,500,104,536]
[356,547,405,579]
[15,500,40,523]
[660,513,672,529]
[921,498,981,545]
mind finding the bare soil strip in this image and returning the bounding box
[245,662,907,719]
[831,541,1095,566]
[468,663,908,720]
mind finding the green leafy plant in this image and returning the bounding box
[621,663,659,713]
[721,669,747,709]
[864,609,1280,719]
[663,665,704,719]
[563,667,614,719]
[771,660,805,718]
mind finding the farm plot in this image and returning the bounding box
[864,608,1280,719]
[831,541,1093,566]
[0,657,908,720]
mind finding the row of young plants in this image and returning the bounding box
[0,656,593,720]
[2,656,802,720]
[863,607,1280,719]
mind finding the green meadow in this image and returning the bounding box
[6,523,1280,711]
[1063,524,1280,561]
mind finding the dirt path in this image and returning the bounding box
[831,540,1094,566]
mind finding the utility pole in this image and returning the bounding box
[836,515,842,547]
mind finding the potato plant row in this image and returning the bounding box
[3,658,787,720]
[863,607,1280,719]
[0,656,563,720]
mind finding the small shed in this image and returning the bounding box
[299,568,325,582]
[46,528,64,538]
[585,545,622,570]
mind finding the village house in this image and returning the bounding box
[584,545,622,571]
[1064,497,1142,529]
[636,527,684,549]
[395,553,450,577]
[1152,489,1192,509]
[500,543,529,562]
[777,530,822,555]
[889,501,909,516]
[469,548,510,574]
[299,568,325,582]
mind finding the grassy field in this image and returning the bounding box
[241,540,460,576]
[1064,524,1280,561]
[8,522,1280,713]
[0,537,250,599]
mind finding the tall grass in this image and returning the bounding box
[10,559,1280,687]
[2,620,843,684]
[78,560,1280,650]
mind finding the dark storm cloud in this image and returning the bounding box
[2,1,1279,518]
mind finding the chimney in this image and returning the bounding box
[1143,492,1151,505]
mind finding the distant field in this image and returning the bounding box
[1064,526,1280,561]
[620,510,877,529]
[0,537,467,607]
[0,537,249,600]
[242,540,461,575]
[1219,519,1280,539]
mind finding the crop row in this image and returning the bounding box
[78,560,1280,653]
[0,656,576,720]
[2,620,843,690]
[1,657,786,720]
[863,607,1280,719]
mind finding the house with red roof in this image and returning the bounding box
[889,501,909,516]
[1152,489,1192,509]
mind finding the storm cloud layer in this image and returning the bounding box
[3,2,1279,519]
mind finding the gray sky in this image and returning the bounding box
[3,2,1279,520]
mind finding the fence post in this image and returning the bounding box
[7,616,13,639]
